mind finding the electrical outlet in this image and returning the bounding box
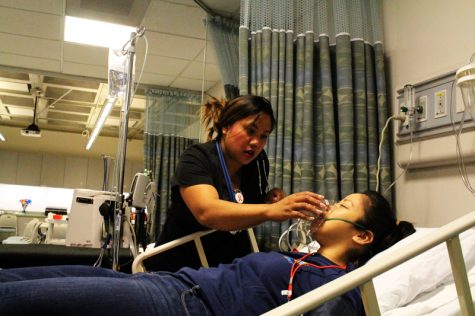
[434,90,447,118]
[416,95,427,122]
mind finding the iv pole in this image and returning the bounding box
[112,27,145,271]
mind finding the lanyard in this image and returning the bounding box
[215,140,237,203]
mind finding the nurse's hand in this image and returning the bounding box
[266,191,327,222]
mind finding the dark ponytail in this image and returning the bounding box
[201,95,226,141]
[201,94,276,141]
[355,191,416,265]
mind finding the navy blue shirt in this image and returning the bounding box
[176,251,363,316]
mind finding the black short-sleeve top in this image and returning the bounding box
[148,141,269,272]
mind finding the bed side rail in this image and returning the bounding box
[132,228,259,273]
[262,210,475,316]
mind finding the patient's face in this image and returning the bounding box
[311,193,368,241]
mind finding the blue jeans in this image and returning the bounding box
[0,265,212,316]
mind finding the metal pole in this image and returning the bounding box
[112,28,144,271]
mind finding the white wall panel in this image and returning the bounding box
[85,157,108,191]
[0,151,18,183]
[16,152,42,186]
[41,154,65,188]
[63,156,88,188]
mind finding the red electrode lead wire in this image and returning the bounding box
[286,252,346,301]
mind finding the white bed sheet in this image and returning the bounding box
[375,228,475,316]
[383,267,475,316]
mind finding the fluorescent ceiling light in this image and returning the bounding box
[0,133,5,141]
[64,16,136,49]
[86,98,116,150]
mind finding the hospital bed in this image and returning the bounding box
[132,211,475,315]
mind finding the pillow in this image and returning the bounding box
[370,227,475,313]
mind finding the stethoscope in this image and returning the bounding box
[215,139,244,204]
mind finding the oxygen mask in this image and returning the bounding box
[278,199,336,252]
[302,199,336,233]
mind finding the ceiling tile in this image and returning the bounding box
[0,53,61,73]
[7,107,33,116]
[0,33,61,60]
[136,32,204,61]
[51,103,92,114]
[63,43,108,67]
[0,0,64,15]
[194,45,218,64]
[45,87,97,104]
[141,0,204,38]
[43,76,101,90]
[140,54,189,76]
[0,7,63,40]
[1,95,33,107]
[62,62,108,80]
[65,0,150,27]
[171,77,215,91]
[0,0,236,143]
[181,61,221,81]
[48,111,89,122]
[200,0,240,19]
[136,72,175,87]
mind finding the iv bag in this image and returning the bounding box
[108,49,134,99]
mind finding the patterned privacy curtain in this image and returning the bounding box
[144,89,201,242]
[206,15,240,100]
[240,0,391,250]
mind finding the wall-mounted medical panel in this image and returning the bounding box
[397,71,475,140]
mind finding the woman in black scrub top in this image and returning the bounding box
[148,95,327,272]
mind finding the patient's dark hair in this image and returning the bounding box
[350,190,415,265]
[201,95,276,141]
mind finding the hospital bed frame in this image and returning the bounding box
[132,228,259,273]
[132,211,475,316]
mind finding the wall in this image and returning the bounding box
[383,0,475,226]
[0,184,73,213]
[0,124,144,212]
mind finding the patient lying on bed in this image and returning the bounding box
[0,190,414,316]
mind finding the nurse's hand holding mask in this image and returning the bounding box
[265,191,328,222]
